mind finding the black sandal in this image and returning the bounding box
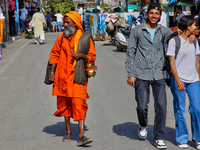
[77,136,93,146]
[63,133,72,142]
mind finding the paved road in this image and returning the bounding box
[0,33,195,150]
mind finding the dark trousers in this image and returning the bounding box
[135,78,167,140]
[46,21,51,31]
[20,20,25,32]
[9,21,15,36]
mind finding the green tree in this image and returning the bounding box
[43,0,75,15]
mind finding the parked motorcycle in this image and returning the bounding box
[115,16,140,52]
[25,21,34,39]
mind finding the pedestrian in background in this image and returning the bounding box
[8,5,16,36]
[125,3,173,149]
[29,6,35,19]
[103,8,108,14]
[173,5,185,24]
[77,4,83,20]
[55,10,63,32]
[166,15,200,149]
[71,6,75,11]
[29,7,46,44]
[45,11,52,32]
[48,11,96,146]
[19,3,28,33]
[51,12,57,32]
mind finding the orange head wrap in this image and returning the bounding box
[64,11,83,33]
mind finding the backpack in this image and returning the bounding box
[164,36,197,86]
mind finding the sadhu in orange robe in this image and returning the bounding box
[49,31,96,121]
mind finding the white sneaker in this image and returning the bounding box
[154,140,167,149]
[138,125,147,139]
[177,143,188,148]
[192,139,200,150]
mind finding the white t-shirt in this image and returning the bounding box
[19,8,28,20]
[55,13,63,22]
[166,35,200,83]
[77,7,83,15]
[158,11,167,27]
[176,13,185,23]
[77,7,83,20]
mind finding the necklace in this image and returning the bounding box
[67,38,74,53]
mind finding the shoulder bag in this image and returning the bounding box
[44,33,64,85]
[36,13,47,29]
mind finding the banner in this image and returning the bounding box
[7,0,16,10]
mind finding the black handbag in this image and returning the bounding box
[44,33,64,85]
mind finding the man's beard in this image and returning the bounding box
[63,24,75,37]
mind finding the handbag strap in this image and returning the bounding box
[89,56,95,64]
[60,33,64,50]
[36,13,44,23]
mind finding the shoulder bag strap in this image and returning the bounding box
[60,33,64,50]
[36,13,44,23]
[173,36,181,59]
[137,24,144,44]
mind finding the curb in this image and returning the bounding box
[2,36,22,48]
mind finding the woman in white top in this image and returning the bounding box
[167,15,200,149]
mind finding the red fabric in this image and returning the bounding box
[143,0,146,6]
[54,96,88,121]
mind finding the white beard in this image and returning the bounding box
[63,24,75,37]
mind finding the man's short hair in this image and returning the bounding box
[58,10,60,13]
[36,7,40,12]
[71,6,75,11]
[176,5,182,12]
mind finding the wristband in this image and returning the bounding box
[50,72,54,74]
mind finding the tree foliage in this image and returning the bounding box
[43,0,75,15]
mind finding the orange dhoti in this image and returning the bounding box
[54,96,88,121]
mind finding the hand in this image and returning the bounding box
[188,34,196,44]
[177,80,185,91]
[127,77,136,88]
[177,29,182,35]
[174,12,177,16]
[29,25,32,29]
[49,72,55,82]
[71,52,82,60]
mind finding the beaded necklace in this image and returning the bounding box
[67,37,74,53]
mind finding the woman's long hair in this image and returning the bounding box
[167,15,195,44]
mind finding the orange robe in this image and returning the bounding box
[49,32,96,100]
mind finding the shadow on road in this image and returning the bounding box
[42,121,89,141]
[101,43,114,46]
[112,49,126,52]
[29,42,46,45]
[112,122,176,145]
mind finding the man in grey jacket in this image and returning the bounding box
[125,3,172,149]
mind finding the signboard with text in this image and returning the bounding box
[7,0,16,10]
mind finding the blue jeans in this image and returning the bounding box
[20,20,25,32]
[170,75,200,143]
[135,78,167,140]
[57,22,62,32]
